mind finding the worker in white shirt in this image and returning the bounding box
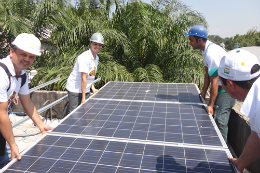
[209,49,260,173]
[0,33,54,167]
[186,25,236,142]
[66,33,103,113]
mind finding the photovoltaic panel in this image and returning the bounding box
[2,82,237,172]
[51,99,224,147]
[92,82,202,103]
[4,135,235,173]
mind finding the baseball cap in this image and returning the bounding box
[12,33,41,56]
[209,49,260,81]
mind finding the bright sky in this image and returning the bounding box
[143,0,260,38]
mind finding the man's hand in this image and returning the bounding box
[39,124,54,134]
[199,91,206,100]
[81,98,86,104]
[207,105,214,115]
[12,97,18,105]
[229,157,245,173]
[10,143,21,161]
[92,89,99,94]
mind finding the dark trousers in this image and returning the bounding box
[214,86,236,142]
[67,91,91,114]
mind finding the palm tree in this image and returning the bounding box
[0,0,35,57]
[1,0,207,90]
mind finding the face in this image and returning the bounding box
[90,42,102,56]
[220,78,240,100]
[188,35,201,50]
[10,48,36,72]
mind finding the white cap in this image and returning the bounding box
[12,33,41,56]
[218,49,260,81]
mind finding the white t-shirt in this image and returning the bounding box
[241,77,260,138]
[0,56,29,105]
[202,40,227,86]
[66,49,99,93]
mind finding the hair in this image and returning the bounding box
[194,36,207,43]
[220,64,260,89]
[11,45,18,52]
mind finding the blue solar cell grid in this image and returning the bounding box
[5,135,235,173]
[2,82,235,173]
[52,99,223,147]
[93,82,201,103]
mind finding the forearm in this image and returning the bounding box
[81,79,87,100]
[21,100,45,128]
[238,131,260,168]
[91,83,95,91]
[0,102,16,147]
[0,114,16,148]
[202,75,210,93]
[209,82,218,107]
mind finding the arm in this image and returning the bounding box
[81,72,88,104]
[0,102,21,160]
[18,94,54,134]
[229,130,260,173]
[208,75,219,115]
[200,66,210,99]
[91,83,99,94]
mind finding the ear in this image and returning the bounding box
[9,48,14,57]
[226,79,235,91]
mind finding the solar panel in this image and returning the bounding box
[4,135,235,173]
[92,82,202,103]
[2,82,237,172]
[51,99,224,147]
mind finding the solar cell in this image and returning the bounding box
[4,135,235,173]
[52,99,224,147]
[92,82,202,103]
[2,82,236,172]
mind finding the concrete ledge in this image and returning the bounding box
[11,90,68,119]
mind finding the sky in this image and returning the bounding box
[142,0,260,38]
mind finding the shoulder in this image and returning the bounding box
[241,78,260,117]
[0,67,8,78]
[206,44,226,57]
[78,50,91,61]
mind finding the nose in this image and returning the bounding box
[24,55,30,61]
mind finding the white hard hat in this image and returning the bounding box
[12,33,41,56]
[90,32,104,44]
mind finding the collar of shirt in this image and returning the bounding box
[3,55,26,77]
[89,49,99,61]
[202,40,212,56]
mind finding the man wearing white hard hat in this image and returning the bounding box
[209,49,260,173]
[66,32,103,113]
[0,33,54,167]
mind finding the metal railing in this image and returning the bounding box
[12,78,101,128]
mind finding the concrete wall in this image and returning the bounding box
[11,90,68,119]
[228,109,260,173]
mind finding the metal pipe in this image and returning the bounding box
[12,78,101,128]
[29,77,61,93]
[12,95,68,128]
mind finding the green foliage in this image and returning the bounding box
[207,35,224,45]
[1,0,208,91]
[208,27,260,51]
